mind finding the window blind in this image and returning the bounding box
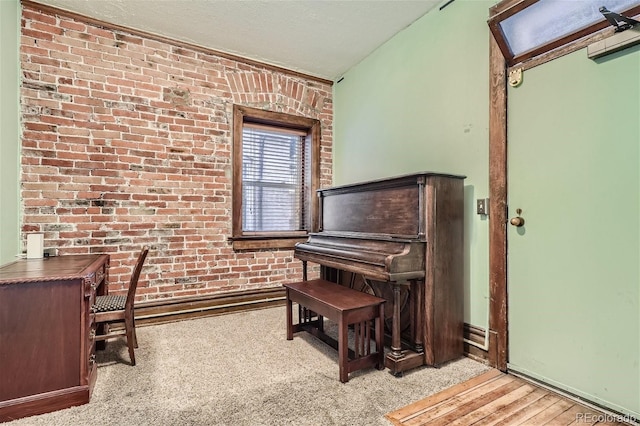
[241,125,307,232]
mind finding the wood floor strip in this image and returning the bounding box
[385,369,632,426]
[524,399,576,425]
[417,380,526,426]
[447,382,538,425]
[495,393,563,426]
[545,405,587,425]
[469,387,549,425]
[385,369,503,425]
[402,376,519,426]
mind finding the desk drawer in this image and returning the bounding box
[84,264,104,300]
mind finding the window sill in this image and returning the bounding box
[230,236,309,251]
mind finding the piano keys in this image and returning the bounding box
[294,172,465,375]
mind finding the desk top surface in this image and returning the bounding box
[0,254,109,283]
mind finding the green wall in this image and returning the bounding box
[0,0,21,266]
[333,0,492,332]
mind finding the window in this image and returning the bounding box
[489,0,640,66]
[232,105,320,250]
[241,124,308,232]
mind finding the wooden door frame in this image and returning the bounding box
[488,3,509,372]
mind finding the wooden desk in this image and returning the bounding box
[0,254,109,422]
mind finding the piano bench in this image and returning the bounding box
[283,279,386,383]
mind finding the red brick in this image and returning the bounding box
[20,7,333,303]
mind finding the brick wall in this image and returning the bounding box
[19,5,333,301]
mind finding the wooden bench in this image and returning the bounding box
[284,279,386,383]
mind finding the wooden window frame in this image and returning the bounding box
[231,105,320,251]
[488,0,640,68]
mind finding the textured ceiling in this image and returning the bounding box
[31,0,441,81]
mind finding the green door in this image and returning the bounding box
[507,46,640,418]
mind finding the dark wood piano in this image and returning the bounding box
[295,172,465,375]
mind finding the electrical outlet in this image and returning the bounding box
[477,198,489,215]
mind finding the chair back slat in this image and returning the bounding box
[125,246,149,309]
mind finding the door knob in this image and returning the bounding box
[510,208,525,227]
[510,216,525,227]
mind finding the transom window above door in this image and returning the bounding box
[489,0,640,66]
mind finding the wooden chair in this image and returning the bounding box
[93,246,149,365]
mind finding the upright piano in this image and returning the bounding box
[294,172,465,374]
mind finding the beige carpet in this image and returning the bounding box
[6,306,490,426]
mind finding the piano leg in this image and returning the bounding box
[386,281,425,375]
[388,283,405,362]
